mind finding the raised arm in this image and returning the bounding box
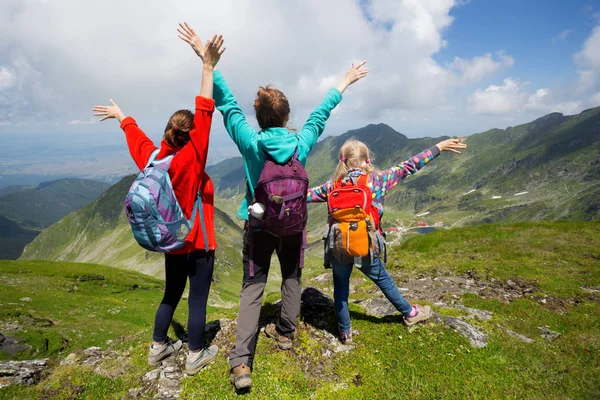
[307,180,333,203]
[178,22,256,153]
[176,34,225,174]
[375,138,467,194]
[298,62,369,153]
[93,100,157,170]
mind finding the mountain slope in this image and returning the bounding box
[206,107,600,231]
[20,175,245,305]
[3,222,600,399]
[0,178,110,230]
[0,216,39,260]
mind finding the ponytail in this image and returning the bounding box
[163,110,194,148]
[333,157,350,182]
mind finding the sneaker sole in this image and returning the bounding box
[277,341,292,350]
[231,374,252,390]
[185,353,217,376]
[265,328,293,350]
[403,314,433,327]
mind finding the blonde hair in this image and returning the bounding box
[333,140,375,181]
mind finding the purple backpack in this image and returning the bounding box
[124,149,208,253]
[247,150,309,276]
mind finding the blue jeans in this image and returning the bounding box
[332,257,413,333]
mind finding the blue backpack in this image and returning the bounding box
[124,149,209,252]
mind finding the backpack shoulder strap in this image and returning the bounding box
[145,149,160,168]
[357,174,370,188]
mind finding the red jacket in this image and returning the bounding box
[120,96,216,254]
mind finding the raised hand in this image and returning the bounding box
[204,34,226,69]
[436,138,467,154]
[178,22,205,61]
[337,61,370,93]
[92,99,125,123]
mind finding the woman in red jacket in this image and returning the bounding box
[92,35,225,376]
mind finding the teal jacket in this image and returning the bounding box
[213,70,343,220]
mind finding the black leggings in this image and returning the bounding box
[152,250,214,351]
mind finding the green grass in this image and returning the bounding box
[393,221,600,297]
[0,260,167,361]
[1,222,600,399]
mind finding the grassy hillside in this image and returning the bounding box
[1,221,599,399]
[208,108,600,234]
[0,260,166,362]
[19,176,252,306]
[0,178,110,230]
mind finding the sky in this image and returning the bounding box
[1,0,600,167]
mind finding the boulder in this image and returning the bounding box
[0,359,48,387]
[433,314,488,348]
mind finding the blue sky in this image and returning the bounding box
[439,0,596,87]
[0,0,599,177]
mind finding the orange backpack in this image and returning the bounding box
[325,174,384,266]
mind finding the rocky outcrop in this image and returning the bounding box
[432,315,488,348]
[0,359,48,388]
[356,295,492,348]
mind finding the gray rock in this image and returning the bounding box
[359,297,398,317]
[311,273,330,283]
[506,329,535,343]
[433,314,488,348]
[19,297,32,302]
[158,377,180,389]
[538,326,561,341]
[162,366,178,374]
[0,334,27,357]
[62,353,79,365]
[581,286,600,294]
[453,305,493,321]
[143,368,161,382]
[0,359,48,387]
[84,346,102,354]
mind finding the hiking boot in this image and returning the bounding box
[230,363,252,390]
[403,305,433,326]
[339,331,353,345]
[265,323,293,350]
[148,338,182,366]
[185,345,219,376]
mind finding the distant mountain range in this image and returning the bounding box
[20,107,600,293]
[209,107,600,228]
[0,178,110,260]
[0,179,110,230]
[20,176,246,305]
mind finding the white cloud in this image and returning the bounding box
[69,118,97,125]
[575,24,600,92]
[449,52,514,84]
[0,0,516,128]
[0,67,16,89]
[553,29,575,44]
[469,79,583,116]
[468,78,525,115]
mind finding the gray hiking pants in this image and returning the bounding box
[229,225,303,369]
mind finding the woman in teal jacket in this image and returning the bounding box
[179,22,368,390]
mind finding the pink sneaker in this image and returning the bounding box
[403,305,432,326]
[339,331,353,345]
